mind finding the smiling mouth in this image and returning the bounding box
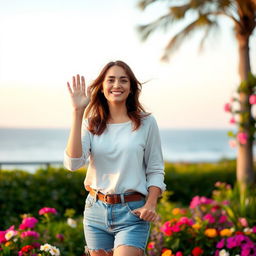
[111,91,124,95]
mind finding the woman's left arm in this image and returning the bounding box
[133,115,166,222]
[132,186,161,222]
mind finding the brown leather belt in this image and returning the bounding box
[85,185,145,204]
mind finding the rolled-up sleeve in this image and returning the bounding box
[144,115,166,192]
[63,119,91,171]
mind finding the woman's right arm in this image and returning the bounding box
[65,108,86,158]
[64,75,91,170]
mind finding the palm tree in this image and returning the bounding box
[137,0,256,190]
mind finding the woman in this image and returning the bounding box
[64,60,166,256]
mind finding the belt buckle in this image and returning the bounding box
[103,194,109,203]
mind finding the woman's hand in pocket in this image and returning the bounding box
[132,204,158,222]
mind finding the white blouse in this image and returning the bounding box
[64,114,166,196]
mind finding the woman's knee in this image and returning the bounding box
[113,245,144,256]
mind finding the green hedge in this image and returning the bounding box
[1,160,252,229]
[164,159,238,205]
[0,167,87,228]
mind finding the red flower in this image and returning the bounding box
[21,245,34,253]
[235,231,244,235]
[192,246,204,256]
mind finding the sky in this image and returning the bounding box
[0,0,255,129]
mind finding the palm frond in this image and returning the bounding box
[198,19,219,52]
[170,4,191,19]
[137,0,161,10]
[136,13,174,41]
[161,15,216,61]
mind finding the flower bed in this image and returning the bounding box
[0,207,84,256]
[1,181,255,256]
[147,182,256,256]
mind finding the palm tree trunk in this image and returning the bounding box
[237,34,255,190]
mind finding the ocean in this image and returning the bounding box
[0,128,239,172]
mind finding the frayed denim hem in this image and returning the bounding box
[84,245,113,255]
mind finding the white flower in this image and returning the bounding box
[235,255,240,256]
[67,218,77,228]
[243,227,252,234]
[49,246,60,256]
[40,243,52,252]
[219,249,230,256]
[5,230,16,240]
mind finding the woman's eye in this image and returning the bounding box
[108,79,114,83]
[121,80,128,83]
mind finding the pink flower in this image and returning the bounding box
[190,196,201,208]
[56,233,65,242]
[176,252,183,256]
[210,205,220,213]
[237,132,248,145]
[171,224,181,232]
[147,241,155,249]
[19,217,38,230]
[230,117,236,124]
[200,196,214,205]
[21,231,40,239]
[252,226,256,233]
[215,181,222,187]
[224,103,231,112]
[221,200,230,205]
[32,242,41,248]
[229,139,237,148]
[38,207,57,215]
[249,94,256,104]
[218,215,228,224]
[238,217,248,227]
[160,221,173,236]
[216,238,225,249]
[0,231,7,243]
[203,213,215,224]
[177,217,194,226]
[189,196,213,209]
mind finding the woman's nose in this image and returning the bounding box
[113,80,121,88]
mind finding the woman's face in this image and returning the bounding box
[102,65,131,105]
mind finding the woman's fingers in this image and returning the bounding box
[133,208,158,222]
[76,74,81,89]
[72,76,76,90]
[68,74,87,97]
[81,76,86,95]
[67,82,73,95]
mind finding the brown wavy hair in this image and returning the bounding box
[84,60,150,135]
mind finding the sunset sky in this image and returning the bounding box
[0,0,255,129]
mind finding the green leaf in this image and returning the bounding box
[227,131,235,137]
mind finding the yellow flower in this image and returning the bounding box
[220,228,233,237]
[172,208,180,215]
[5,241,12,247]
[192,223,201,230]
[204,228,218,237]
[162,249,173,256]
[200,205,207,212]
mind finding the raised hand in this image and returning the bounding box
[67,74,91,111]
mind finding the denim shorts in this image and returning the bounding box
[83,193,150,253]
